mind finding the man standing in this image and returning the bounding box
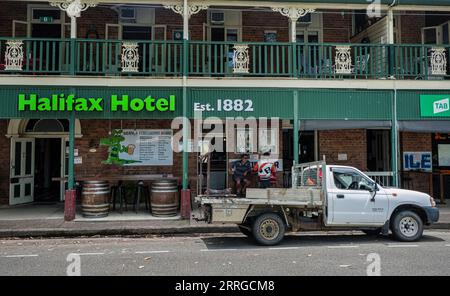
[253,149,277,188]
[231,154,252,197]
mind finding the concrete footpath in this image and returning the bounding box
[0,205,449,238]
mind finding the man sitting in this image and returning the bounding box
[231,154,252,197]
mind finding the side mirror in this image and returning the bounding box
[369,183,378,202]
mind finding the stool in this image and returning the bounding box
[133,180,150,213]
[111,181,127,214]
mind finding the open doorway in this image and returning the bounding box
[198,124,228,191]
[8,119,74,205]
[34,138,62,202]
[367,129,391,171]
[299,131,316,163]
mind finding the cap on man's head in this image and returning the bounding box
[260,146,271,155]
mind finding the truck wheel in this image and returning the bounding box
[252,213,285,246]
[362,228,381,236]
[391,210,423,242]
[238,225,252,237]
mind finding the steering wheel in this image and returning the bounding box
[347,181,359,190]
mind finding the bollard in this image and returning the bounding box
[64,189,77,221]
[180,189,191,219]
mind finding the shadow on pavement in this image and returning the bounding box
[200,231,445,249]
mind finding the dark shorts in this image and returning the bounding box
[259,179,271,188]
[233,176,249,184]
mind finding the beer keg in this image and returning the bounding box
[151,179,179,217]
[81,181,110,218]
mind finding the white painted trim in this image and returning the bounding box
[27,3,66,38]
[1,75,450,90]
[7,0,450,12]
[6,119,83,138]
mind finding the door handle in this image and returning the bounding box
[337,194,345,199]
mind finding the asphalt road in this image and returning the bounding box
[0,230,449,276]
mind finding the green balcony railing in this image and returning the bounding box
[74,39,183,75]
[1,37,449,80]
[0,38,72,74]
[188,41,293,76]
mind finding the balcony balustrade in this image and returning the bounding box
[1,37,449,80]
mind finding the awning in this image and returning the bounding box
[300,120,392,130]
[398,121,450,133]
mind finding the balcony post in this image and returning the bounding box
[271,7,315,77]
[293,90,299,165]
[163,6,209,188]
[291,18,297,77]
[182,0,189,193]
[164,1,208,218]
[50,0,97,221]
[391,89,399,187]
[387,8,395,77]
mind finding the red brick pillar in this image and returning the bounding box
[64,189,77,221]
[181,189,191,219]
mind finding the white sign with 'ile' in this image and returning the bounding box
[403,152,432,172]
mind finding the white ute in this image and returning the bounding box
[194,161,440,246]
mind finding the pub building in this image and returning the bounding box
[0,0,450,221]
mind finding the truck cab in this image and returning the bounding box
[324,165,439,240]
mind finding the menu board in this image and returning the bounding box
[119,129,173,166]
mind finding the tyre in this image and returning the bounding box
[238,225,252,237]
[362,228,382,236]
[391,210,424,242]
[252,213,285,246]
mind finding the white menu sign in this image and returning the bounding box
[119,129,173,166]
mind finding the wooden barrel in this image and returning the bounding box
[81,181,110,218]
[151,179,178,217]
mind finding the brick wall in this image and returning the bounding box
[0,121,9,205]
[77,7,118,39]
[318,129,367,171]
[400,132,432,194]
[323,12,352,43]
[400,13,426,44]
[0,2,353,44]
[242,11,289,42]
[0,2,28,37]
[74,119,188,179]
[0,119,287,204]
[155,8,206,41]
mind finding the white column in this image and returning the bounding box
[290,19,296,43]
[387,8,395,44]
[272,7,316,42]
[50,0,98,38]
[183,0,189,40]
[70,16,77,38]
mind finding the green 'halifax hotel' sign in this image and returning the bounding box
[420,95,450,117]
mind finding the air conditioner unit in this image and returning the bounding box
[120,7,136,20]
[210,12,225,25]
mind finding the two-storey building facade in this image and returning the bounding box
[0,0,449,218]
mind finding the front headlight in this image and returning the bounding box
[430,197,436,207]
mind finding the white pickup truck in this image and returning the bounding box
[194,161,440,245]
